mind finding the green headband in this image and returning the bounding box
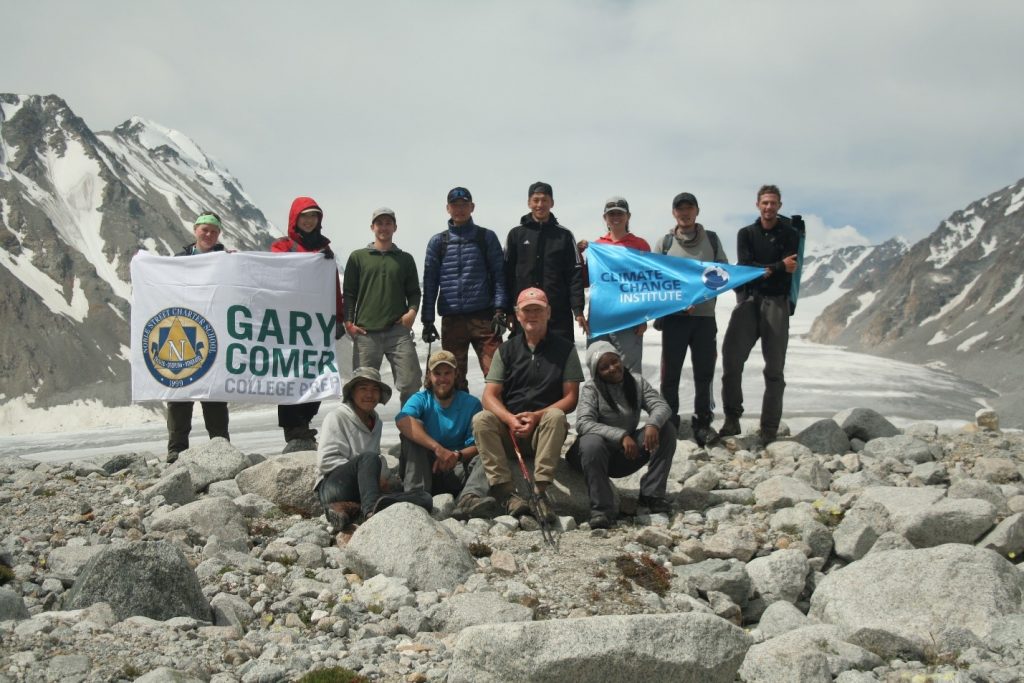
[194,214,222,229]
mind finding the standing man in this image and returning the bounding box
[421,187,509,390]
[656,192,728,447]
[165,211,230,462]
[270,197,345,453]
[343,208,422,407]
[504,181,587,342]
[578,196,651,374]
[472,288,584,519]
[396,350,498,520]
[720,185,799,445]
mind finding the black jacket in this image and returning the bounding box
[735,217,799,297]
[504,213,585,318]
[176,243,226,257]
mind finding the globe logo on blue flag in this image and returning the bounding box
[701,265,730,291]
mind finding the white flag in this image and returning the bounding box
[131,251,341,404]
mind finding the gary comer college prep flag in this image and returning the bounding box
[586,242,765,337]
[131,251,341,404]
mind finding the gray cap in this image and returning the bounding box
[342,367,393,404]
[603,196,630,214]
[371,207,396,222]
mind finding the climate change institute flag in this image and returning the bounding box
[586,242,765,337]
[131,251,341,404]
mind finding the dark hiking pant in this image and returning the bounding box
[401,440,490,500]
[278,402,321,441]
[316,452,382,518]
[660,315,717,424]
[721,294,790,432]
[166,401,229,454]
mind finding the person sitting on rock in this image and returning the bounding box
[396,350,498,520]
[568,341,676,528]
[472,287,583,520]
[316,367,392,532]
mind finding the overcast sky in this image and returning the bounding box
[6,1,1024,263]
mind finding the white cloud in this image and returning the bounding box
[801,215,872,255]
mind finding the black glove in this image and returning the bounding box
[422,323,439,343]
[491,310,509,337]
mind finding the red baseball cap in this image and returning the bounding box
[516,287,549,309]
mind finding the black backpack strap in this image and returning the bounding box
[706,230,724,262]
[661,233,673,255]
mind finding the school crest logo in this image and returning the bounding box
[701,265,730,291]
[141,308,218,387]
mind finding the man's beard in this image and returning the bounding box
[433,386,454,400]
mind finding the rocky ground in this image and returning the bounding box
[2,408,1023,683]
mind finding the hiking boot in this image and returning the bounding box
[588,512,613,530]
[452,494,499,521]
[282,438,317,454]
[325,506,350,534]
[166,450,180,464]
[758,427,778,447]
[505,493,531,517]
[719,415,742,437]
[637,494,672,515]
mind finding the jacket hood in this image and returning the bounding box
[586,340,619,381]
[287,196,325,243]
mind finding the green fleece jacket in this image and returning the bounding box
[343,245,421,332]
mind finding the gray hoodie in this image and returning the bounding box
[575,341,671,443]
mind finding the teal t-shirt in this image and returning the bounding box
[395,389,481,450]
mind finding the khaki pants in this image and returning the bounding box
[472,409,568,486]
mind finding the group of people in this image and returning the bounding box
[166,182,800,529]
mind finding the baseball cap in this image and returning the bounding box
[371,207,396,222]
[672,192,699,209]
[447,187,472,203]
[299,207,322,215]
[516,287,549,309]
[528,181,553,198]
[427,350,458,372]
[603,196,630,214]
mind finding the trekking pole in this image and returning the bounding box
[507,427,559,549]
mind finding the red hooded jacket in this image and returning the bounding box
[271,196,344,323]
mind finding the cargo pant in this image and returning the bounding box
[721,294,790,432]
[441,312,502,390]
[472,408,568,487]
[352,323,423,406]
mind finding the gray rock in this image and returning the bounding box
[832,504,889,562]
[764,441,813,461]
[64,541,212,622]
[862,435,932,464]
[977,512,1024,558]
[208,479,243,498]
[149,497,249,550]
[178,438,251,492]
[830,470,886,495]
[0,587,29,620]
[93,452,146,474]
[282,520,333,547]
[683,465,721,492]
[908,461,947,486]
[432,592,534,632]
[739,624,883,682]
[448,612,751,683]
[809,544,1024,658]
[142,468,196,506]
[674,558,751,606]
[433,493,456,519]
[833,408,900,442]
[894,497,996,547]
[46,545,103,579]
[973,457,1020,484]
[347,503,476,591]
[948,478,1008,511]
[239,662,288,683]
[976,408,1000,431]
[757,600,811,638]
[232,492,279,518]
[235,451,320,516]
[134,667,205,683]
[793,419,851,455]
[211,592,256,630]
[986,614,1024,659]
[702,525,760,562]
[903,422,938,439]
[754,476,822,510]
[865,531,914,554]
[745,549,810,605]
[47,655,91,680]
[353,574,415,612]
[794,460,832,491]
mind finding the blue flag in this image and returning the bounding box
[586,242,765,337]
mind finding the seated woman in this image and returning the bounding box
[568,341,676,528]
[316,367,392,532]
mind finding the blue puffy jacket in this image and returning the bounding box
[422,220,509,322]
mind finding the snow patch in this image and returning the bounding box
[979,235,998,258]
[989,274,1024,314]
[0,396,161,436]
[927,329,950,346]
[920,272,982,325]
[850,291,877,321]
[0,246,89,322]
[926,216,985,269]
[0,95,27,123]
[1005,186,1024,216]
[956,332,987,352]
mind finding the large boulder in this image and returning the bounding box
[754,476,821,510]
[347,503,476,591]
[745,549,810,605]
[235,452,319,516]
[833,408,900,442]
[141,468,196,506]
[739,624,883,682]
[862,435,933,464]
[46,545,104,579]
[431,592,534,632]
[893,497,996,547]
[673,559,751,607]
[177,438,254,492]
[64,541,212,622]
[978,512,1024,558]
[793,419,851,456]
[448,612,751,683]
[148,497,249,550]
[847,487,995,548]
[809,544,1024,658]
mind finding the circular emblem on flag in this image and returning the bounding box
[141,308,218,387]
[701,265,730,291]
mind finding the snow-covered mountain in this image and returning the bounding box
[808,177,1024,419]
[0,93,278,412]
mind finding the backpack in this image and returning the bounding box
[660,230,724,261]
